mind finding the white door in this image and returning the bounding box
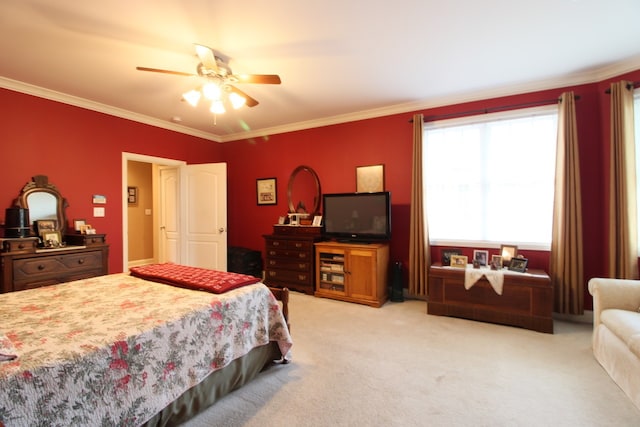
[158,162,227,270]
[180,163,227,270]
[158,166,179,263]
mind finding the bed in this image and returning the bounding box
[0,265,292,427]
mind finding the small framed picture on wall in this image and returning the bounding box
[127,186,138,205]
[257,178,277,205]
[356,164,384,193]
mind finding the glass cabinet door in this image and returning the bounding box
[318,250,345,294]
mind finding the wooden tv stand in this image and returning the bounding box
[428,263,553,333]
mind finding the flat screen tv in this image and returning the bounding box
[322,192,391,242]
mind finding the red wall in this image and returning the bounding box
[2,67,640,311]
[218,116,413,277]
[219,71,640,311]
[0,88,224,273]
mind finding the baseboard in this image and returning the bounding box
[553,310,593,324]
[127,258,155,268]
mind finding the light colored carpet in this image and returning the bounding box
[182,292,640,426]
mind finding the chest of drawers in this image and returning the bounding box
[263,225,322,295]
[1,239,109,293]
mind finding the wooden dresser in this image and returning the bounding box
[263,225,322,295]
[0,235,109,293]
[428,263,553,333]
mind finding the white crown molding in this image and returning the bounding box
[222,56,640,142]
[0,76,223,143]
[3,55,640,144]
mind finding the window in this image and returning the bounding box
[423,106,558,249]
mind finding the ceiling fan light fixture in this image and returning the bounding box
[202,82,221,100]
[229,92,247,109]
[210,100,226,114]
[182,89,201,107]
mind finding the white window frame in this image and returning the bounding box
[423,105,559,251]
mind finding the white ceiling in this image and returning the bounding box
[1,0,640,143]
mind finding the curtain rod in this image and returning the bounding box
[409,95,578,123]
[604,81,640,94]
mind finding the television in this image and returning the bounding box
[322,192,391,242]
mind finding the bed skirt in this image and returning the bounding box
[143,341,282,426]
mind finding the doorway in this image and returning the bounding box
[122,153,184,270]
[122,153,228,271]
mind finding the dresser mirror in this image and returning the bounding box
[287,165,321,217]
[13,175,68,236]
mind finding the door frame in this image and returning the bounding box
[121,152,186,271]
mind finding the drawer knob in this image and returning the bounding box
[78,258,85,264]
[18,243,25,249]
[37,264,45,270]
[272,241,280,246]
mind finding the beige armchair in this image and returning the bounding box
[588,278,640,410]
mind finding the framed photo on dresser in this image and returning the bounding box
[473,250,489,266]
[441,248,462,266]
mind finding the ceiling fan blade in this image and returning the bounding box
[235,74,282,84]
[229,85,259,107]
[194,44,219,73]
[136,66,195,77]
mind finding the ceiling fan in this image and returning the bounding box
[136,44,281,114]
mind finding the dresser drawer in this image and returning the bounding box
[265,239,314,251]
[1,238,38,254]
[266,247,312,260]
[266,258,311,272]
[64,233,107,247]
[13,250,104,284]
[265,268,313,285]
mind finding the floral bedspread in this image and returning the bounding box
[0,273,292,427]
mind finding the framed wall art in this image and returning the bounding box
[257,178,277,205]
[356,164,384,193]
[127,187,138,205]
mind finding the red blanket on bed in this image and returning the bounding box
[129,263,260,294]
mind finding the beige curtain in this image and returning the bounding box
[409,113,429,296]
[550,92,584,314]
[608,81,638,279]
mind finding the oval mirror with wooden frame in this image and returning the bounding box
[287,165,321,219]
[13,175,69,236]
